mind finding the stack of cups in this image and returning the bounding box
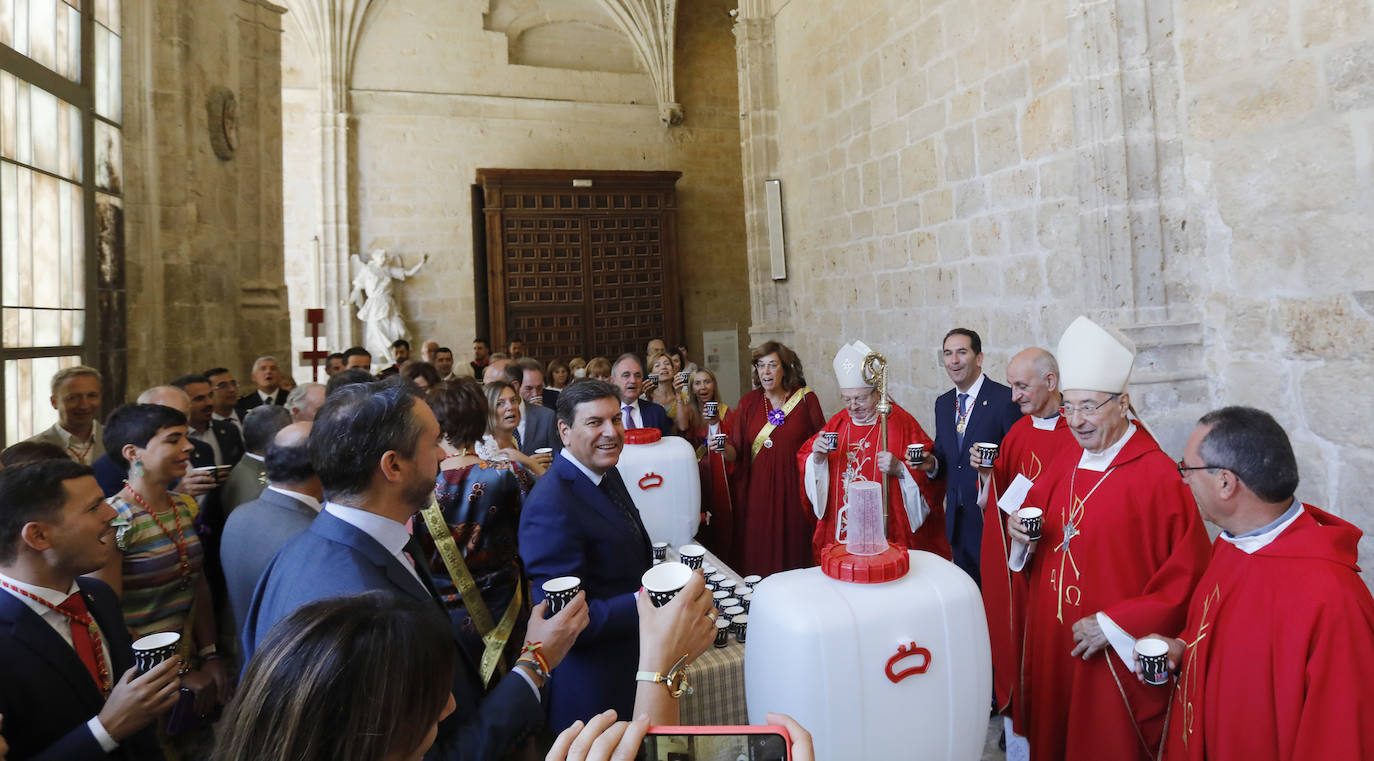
[714,617,732,648]
[642,563,693,607]
[679,544,706,570]
[542,576,582,617]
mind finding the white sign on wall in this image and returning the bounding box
[702,329,741,405]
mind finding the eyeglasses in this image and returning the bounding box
[1176,460,1223,478]
[1058,395,1118,418]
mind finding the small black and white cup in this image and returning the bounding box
[740,592,753,612]
[731,613,749,644]
[652,541,669,561]
[974,442,1000,467]
[1135,637,1171,686]
[906,443,926,466]
[710,433,727,452]
[712,590,731,608]
[704,564,718,575]
[678,371,691,387]
[678,544,706,570]
[714,617,732,648]
[716,579,738,595]
[132,631,181,675]
[542,576,582,617]
[708,572,727,589]
[642,562,693,608]
[821,431,839,449]
[646,373,659,385]
[704,401,720,418]
[1017,507,1044,541]
[722,604,745,619]
[720,597,740,612]
[742,574,762,590]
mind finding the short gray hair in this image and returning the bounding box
[286,383,325,412]
[252,355,279,371]
[50,365,101,397]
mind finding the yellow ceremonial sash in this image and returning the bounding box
[421,500,522,687]
[751,387,811,457]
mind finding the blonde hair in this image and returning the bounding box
[50,365,101,397]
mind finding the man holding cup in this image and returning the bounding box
[1149,407,1374,761]
[799,340,947,562]
[519,380,655,730]
[1006,316,1210,761]
[971,347,1078,746]
[0,459,180,761]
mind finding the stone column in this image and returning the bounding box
[733,1,793,349]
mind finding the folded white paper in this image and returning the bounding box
[998,473,1034,515]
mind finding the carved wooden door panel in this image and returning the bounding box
[477,169,682,363]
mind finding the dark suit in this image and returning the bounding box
[0,578,163,761]
[931,376,1022,585]
[220,487,317,640]
[542,388,560,409]
[518,402,562,456]
[242,510,541,761]
[519,454,651,730]
[234,389,287,418]
[627,400,672,436]
[209,419,244,466]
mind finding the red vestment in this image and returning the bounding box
[1019,427,1211,761]
[796,402,949,561]
[687,405,739,568]
[980,415,1078,718]
[1163,504,1374,761]
[728,388,826,577]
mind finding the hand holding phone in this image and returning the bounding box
[641,722,803,761]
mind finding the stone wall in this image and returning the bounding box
[736,0,1374,582]
[122,0,289,393]
[280,0,750,383]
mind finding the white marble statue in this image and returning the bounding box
[349,248,428,365]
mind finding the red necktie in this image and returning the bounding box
[57,592,108,693]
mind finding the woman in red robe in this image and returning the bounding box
[725,341,825,577]
[680,366,738,567]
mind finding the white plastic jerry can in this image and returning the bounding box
[615,427,701,547]
[745,545,992,761]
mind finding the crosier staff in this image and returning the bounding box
[862,351,890,528]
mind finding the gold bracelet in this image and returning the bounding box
[634,653,692,699]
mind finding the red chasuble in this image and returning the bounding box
[1019,427,1211,761]
[796,402,949,561]
[689,405,738,568]
[980,414,1078,719]
[728,388,826,577]
[1163,505,1374,761]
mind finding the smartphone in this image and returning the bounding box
[639,725,792,761]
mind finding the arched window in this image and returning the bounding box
[0,0,121,444]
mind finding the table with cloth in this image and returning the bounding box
[674,546,751,726]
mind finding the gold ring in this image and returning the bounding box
[707,610,717,621]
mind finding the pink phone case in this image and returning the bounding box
[644,724,792,761]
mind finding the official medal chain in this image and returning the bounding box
[125,487,194,591]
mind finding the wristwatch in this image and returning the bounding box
[635,654,693,698]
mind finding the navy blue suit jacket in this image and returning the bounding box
[931,377,1022,585]
[631,400,673,436]
[518,454,651,731]
[0,577,163,761]
[242,509,541,761]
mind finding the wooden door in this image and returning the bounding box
[476,169,683,363]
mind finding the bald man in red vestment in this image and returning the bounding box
[1147,406,1374,761]
[973,347,1078,752]
[1007,317,1211,761]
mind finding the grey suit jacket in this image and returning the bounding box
[221,486,319,638]
[519,402,563,456]
[221,455,268,516]
[26,422,105,463]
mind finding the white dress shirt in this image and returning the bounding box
[188,425,223,465]
[0,571,119,752]
[559,447,605,485]
[324,503,424,587]
[267,486,323,513]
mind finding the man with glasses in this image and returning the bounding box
[970,346,1078,754]
[1150,407,1374,760]
[1004,316,1210,761]
[205,367,248,445]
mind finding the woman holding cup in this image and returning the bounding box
[479,381,550,477]
[94,404,234,732]
[641,352,684,432]
[681,368,738,567]
[417,378,537,670]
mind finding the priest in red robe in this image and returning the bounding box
[799,340,948,561]
[1006,316,1211,761]
[972,347,1078,752]
[1151,406,1374,761]
[725,341,826,578]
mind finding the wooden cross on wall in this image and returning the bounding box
[300,308,329,381]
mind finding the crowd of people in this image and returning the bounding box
[0,320,1370,761]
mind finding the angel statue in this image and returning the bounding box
[349,248,428,365]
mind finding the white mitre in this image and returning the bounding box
[832,340,875,388]
[1056,316,1135,393]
